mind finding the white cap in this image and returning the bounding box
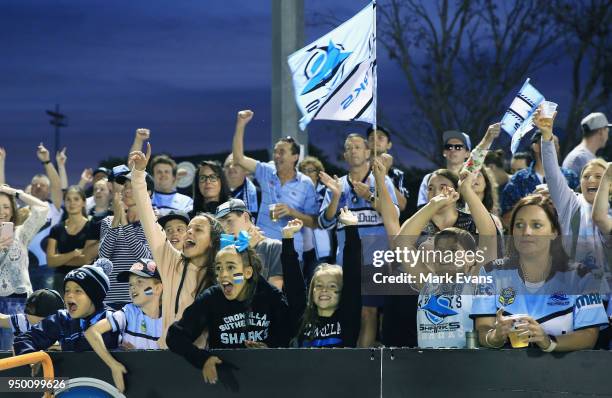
[581,112,610,135]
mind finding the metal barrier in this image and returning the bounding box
[1,349,611,397]
[0,351,54,398]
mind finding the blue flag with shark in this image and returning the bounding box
[500,78,545,154]
[288,2,376,130]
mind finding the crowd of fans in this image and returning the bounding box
[0,106,610,389]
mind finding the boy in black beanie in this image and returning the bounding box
[13,259,120,354]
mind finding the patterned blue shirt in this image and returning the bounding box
[151,191,193,216]
[319,173,398,265]
[501,162,578,215]
[230,178,259,220]
[254,161,319,257]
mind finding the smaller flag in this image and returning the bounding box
[500,78,545,153]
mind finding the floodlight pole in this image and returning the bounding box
[272,0,306,158]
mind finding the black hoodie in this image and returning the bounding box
[166,270,305,369]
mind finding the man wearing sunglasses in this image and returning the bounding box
[416,131,472,206]
[231,110,318,260]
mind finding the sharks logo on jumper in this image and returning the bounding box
[420,295,459,325]
[547,292,570,306]
[300,40,351,98]
[219,312,270,344]
[499,287,516,306]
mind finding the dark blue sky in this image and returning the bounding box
[0,0,604,188]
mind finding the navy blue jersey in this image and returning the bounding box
[13,308,119,354]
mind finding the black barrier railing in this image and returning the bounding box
[1,349,611,397]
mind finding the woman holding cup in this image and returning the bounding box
[472,194,608,351]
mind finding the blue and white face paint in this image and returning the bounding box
[143,287,154,296]
[232,273,245,285]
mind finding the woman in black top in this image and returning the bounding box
[166,230,305,384]
[189,161,231,218]
[46,186,99,292]
[283,208,362,348]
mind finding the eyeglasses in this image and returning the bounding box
[444,144,465,151]
[199,174,220,183]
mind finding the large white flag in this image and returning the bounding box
[288,2,376,130]
[500,78,545,154]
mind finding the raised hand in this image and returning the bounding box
[36,143,50,163]
[483,122,501,145]
[0,147,6,162]
[80,168,94,185]
[338,206,358,226]
[533,105,556,141]
[135,128,150,141]
[128,142,151,171]
[282,218,303,238]
[319,171,342,197]
[429,186,460,209]
[237,110,254,126]
[0,184,18,196]
[56,147,67,167]
[352,180,372,201]
[371,157,386,183]
[458,170,475,196]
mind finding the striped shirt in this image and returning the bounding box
[9,313,30,336]
[107,303,161,349]
[99,217,152,304]
[319,173,398,265]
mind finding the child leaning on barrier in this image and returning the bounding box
[13,259,119,354]
[0,288,65,336]
[282,208,363,348]
[166,229,305,384]
[85,258,163,393]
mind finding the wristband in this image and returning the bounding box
[41,160,51,165]
[541,334,557,352]
[368,194,376,204]
[14,190,21,200]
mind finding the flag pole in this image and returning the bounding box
[371,1,378,206]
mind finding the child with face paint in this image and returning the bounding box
[85,258,163,393]
[283,207,363,348]
[166,230,306,385]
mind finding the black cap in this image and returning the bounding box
[117,258,161,282]
[366,125,392,141]
[215,198,249,219]
[25,289,65,318]
[116,171,155,192]
[157,210,190,229]
[93,167,110,178]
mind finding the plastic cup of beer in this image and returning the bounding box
[269,204,278,222]
[540,101,558,118]
[507,314,530,348]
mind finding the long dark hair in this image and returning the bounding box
[479,167,499,214]
[429,168,464,208]
[506,194,569,272]
[192,160,231,214]
[298,263,343,342]
[192,213,225,291]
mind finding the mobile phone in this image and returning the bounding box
[0,222,14,241]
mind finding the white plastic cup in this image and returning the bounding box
[540,101,558,118]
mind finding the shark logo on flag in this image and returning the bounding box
[301,40,352,95]
[288,2,376,130]
[500,78,545,154]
